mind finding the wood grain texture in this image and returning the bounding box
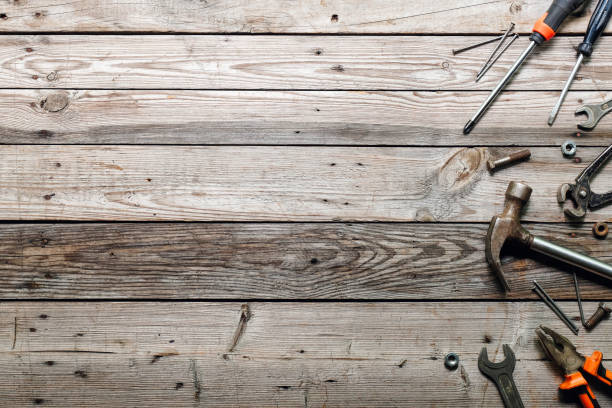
[1,145,611,222]
[5,35,612,90]
[1,302,611,407]
[0,0,605,34]
[1,222,610,300]
[1,89,604,145]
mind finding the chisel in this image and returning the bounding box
[463,0,587,134]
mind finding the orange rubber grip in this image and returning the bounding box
[583,351,612,387]
[533,12,557,40]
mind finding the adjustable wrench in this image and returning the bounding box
[576,99,612,129]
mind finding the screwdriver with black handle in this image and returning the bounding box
[463,0,587,134]
[548,0,612,126]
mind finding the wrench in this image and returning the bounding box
[576,99,612,130]
[478,344,525,408]
[558,143,612,218]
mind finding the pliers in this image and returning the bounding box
[536,325,612,408]
[558,144,612,218]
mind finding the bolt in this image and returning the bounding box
[584,303,611,330]
[487,149,531,171]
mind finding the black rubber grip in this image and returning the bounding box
[545,0,587,32]
[579,0,612,57]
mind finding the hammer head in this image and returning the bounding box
[485,181,533,292]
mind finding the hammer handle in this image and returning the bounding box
[531,237,612,282]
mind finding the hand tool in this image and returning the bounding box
[476,34,519,82]
[576,98,612,129]
[536,325,612,408]
[463,0,587,134]
[548,0,612,126]
[562,140,577,157]
[444,353,459,370]
[478,344,525,408]
[476,23,515,79]
[593,222,609,238]
[485,181,612,292]
[533,280,579,335]
[558,144,612,218]
[452,35,504,55]
[487,149,531,171]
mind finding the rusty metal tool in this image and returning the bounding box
[558,144,612,218]
[476,33,519,82]
[574,273,611,330]
[452,36,504,55]
[533,280,579,335]
[536,325,612,407]
[463,0,587,134]
[487,149,531,171]
[478,344,525,408]
[576,98,612,129]
[485,181,612,292]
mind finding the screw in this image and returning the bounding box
[487,149,531,171]
[584,303,611,330]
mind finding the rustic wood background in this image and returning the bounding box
[1,1,611,406]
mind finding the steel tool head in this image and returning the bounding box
[576,104,601,130]
[536,325,584,375]
[486,181,533,292]
[558,183,588,218]
[478,344,516,376]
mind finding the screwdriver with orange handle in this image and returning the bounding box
[536,325,612,408]
[463,0,587,134]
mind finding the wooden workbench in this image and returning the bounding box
[1,1,611,406]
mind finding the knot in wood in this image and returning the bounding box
[40,92,69,112]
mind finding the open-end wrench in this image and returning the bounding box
[478,344,525,408]
[558,144,612,218]
[576,99,612,129]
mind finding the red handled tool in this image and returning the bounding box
[464,0,587,134]
[536,325,612,408]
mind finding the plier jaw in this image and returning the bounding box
[558,183,589,218]
[536,325,585,375]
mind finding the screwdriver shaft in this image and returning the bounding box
[464,41,537,134]
[548,53,584,126]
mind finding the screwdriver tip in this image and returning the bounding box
[547,113,557,127]
[463,120,475,135]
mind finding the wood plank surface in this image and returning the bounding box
[5,35,612,90]
[2,89,607,145]
[1,302,610,407]
[1,222,609,300]
[1,145,610,222]
[0,0,605,34]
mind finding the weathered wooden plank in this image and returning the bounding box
[1,302,610,407]
[1,89,602,145]
[0,146,610,222]
[5,35,612,90]
[0,0,604,34]
[1,222,610,299]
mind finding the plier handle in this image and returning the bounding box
[558,144,612,218]
[536,325,612,408]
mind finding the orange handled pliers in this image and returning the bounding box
[536,325,612,408]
